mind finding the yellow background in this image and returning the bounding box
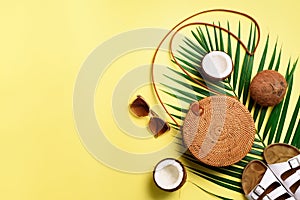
[0,0,299,199]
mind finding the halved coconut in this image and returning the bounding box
[153,158,186,192]
[201,51,233,80]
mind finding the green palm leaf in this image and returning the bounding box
[233,22,241,91]
[285,96,300,144]
[157,20,299,199]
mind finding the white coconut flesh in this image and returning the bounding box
[154,159,185,190]
[202,51,233,79]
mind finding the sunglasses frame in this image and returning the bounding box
[129,95,170,137]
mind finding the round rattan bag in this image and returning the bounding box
[182,95,256,167]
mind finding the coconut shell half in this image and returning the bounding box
[153,158,186,192]
[182,96,256,167]
[201,51,233,81]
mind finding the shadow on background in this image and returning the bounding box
[147,174,176,199]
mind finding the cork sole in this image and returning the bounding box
[263,143,300,164]
[242,160,267,195]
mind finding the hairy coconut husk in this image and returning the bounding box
[250,70,287,107]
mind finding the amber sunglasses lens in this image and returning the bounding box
[129,95,150,117]
[149,117,170,137]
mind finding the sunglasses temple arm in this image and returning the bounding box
[149,109,159,118]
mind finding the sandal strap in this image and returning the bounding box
[286,197,297,200]
[264,185,292,200]
[296,187,300,198]
[247,168,286,200]
[285,170,300,188]
[249,185,291,200]
[268,154,300,198]
[268,155,300,177]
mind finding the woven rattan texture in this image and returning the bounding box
[182,96,256,167]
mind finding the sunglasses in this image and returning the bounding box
[129,95,170,137]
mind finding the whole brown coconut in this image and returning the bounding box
[250,70,287,107]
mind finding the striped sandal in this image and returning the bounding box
[242,160,295,200]
[264,143,300,199]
